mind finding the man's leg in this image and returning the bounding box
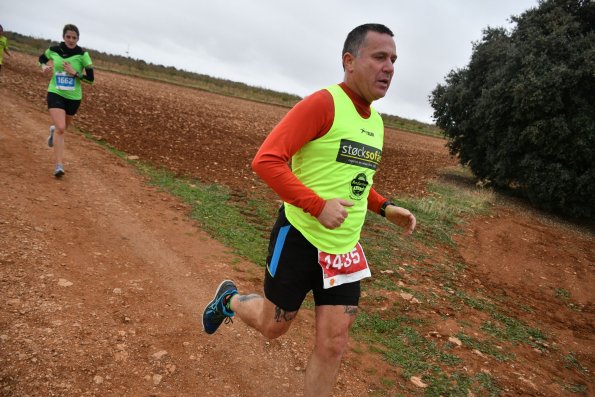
[227,208,305,339]
[202,280,297,339]
[304,304,357,397]
[230,293,297,339]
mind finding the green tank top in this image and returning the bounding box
[44,45,92,100]
[285,84,384,253]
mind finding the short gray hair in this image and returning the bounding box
[342,23,394,58]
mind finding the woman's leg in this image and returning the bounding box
[48,108,70,167]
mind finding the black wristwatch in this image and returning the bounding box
[380,201,395,217]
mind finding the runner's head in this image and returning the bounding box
[342,24,397,103]
[62,24,79,49]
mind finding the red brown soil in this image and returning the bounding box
[1,52,593,396]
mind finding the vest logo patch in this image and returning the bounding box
[349,173,369,200]
[360,128,375,137]
[336,139,382,170]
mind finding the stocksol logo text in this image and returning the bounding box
[336,139,382,170]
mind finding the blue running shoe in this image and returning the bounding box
[202,280,237,334]
[48,125,55,148]
[54,164,64,178]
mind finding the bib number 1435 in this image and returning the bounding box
[321,249,361,270]
[317,243,371,289]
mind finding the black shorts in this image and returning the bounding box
[47,92,81,116]
[264,206,360,311]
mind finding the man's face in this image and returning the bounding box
[345,31,397,103]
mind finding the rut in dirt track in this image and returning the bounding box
[0,86,374,396]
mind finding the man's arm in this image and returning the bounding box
[368,188,416,235]
[367,187,386,213]
[385,203,416,235]
[251,89,334,217]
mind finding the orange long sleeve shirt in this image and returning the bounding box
[252,82,388,218]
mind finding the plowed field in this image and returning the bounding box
[0,51,592,396]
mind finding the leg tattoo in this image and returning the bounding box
[238,294,262,303]
[344,305,358,316]
[274,306,297,322]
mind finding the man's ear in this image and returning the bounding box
[342,52,355,72]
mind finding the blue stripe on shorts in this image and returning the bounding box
[268,225,290,277]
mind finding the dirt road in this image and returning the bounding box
[1,87,334,396]
[1,52,593,396]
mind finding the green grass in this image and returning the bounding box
[450,289,547,349]
[79,131,271,264]
[424,372,501,397]
[353,312,443,378]
[553,289,584,312]
[73,97,556,397]
[394,181,494,247]
[382,114,443,137]
[474,372,502,397]
[564,353,589,374]
[455,333,514,362]
[353,309,504,396]
[356,178,494,290]
[563,382,588,394]
[487,313,546,346]
[90,136,539,395]
[555,288,571,300]
[139,165,270,264]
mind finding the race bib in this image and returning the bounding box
[318,243,371,289]
[55,72,75,91]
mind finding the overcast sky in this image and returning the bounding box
[2,0,538,123]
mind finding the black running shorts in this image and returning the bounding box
[47,92,81,116]
[264,206,360,312]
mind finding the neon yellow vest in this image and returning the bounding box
[285,84,384,253]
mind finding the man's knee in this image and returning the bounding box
[260,322,291,340]
[316,331,350,360]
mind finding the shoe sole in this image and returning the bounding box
[54,170,64,178]
[202,279,234,333]
[48,126,55,148]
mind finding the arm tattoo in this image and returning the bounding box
[344,305,358,316]
[274,306,298,322]
[238,294,262,303]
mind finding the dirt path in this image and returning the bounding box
[1,52,593,396]
[0,87,350,396]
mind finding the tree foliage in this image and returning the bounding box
[430,0,594,218]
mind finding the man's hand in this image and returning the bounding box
[317,198,354,229]
[385,205,416,236]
